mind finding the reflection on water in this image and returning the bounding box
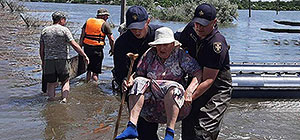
[41,82,128,140]
[1,2,300,140]
[43,103,71,140]
[221,99,300,140]
[0,95,45,140]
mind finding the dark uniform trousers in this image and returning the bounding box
[182,69,232,140]
[137,117,159,140]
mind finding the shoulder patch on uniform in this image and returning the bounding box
[213,42,222,54]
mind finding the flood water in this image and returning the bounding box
[0,2,300,140]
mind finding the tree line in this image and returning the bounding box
[28,0,300,11]
[28,0,238,25]
[26,0,299,24]
[230,0,300,11]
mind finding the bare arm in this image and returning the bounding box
[184,70,202,103]
[79,28,85,47]
[107,34,115,56]
[69,40,89,64]
[192,67,219,100]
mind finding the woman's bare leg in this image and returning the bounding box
[164,87,179,140]
[164,87,179,130]
[129,94,144,125]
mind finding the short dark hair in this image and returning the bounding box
[52,11,67,23]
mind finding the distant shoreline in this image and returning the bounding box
[26,0,300,11]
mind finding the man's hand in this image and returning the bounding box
[184,90,192,106]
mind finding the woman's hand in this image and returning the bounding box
[121,74,134,93]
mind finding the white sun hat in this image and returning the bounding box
[148,27,181,46]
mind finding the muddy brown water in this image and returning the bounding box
[0,8,132,140]
[1,4,300,140]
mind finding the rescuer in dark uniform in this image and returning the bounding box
[113,6,162,140]
[178,3,233,140]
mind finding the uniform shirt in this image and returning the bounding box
[179,22,230,71]
[40,24,74,60]
[136,47,201,85]
[113,24,162,85]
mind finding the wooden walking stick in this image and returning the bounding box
[113,53,139,139]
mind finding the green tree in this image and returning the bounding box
[150,0,238,24]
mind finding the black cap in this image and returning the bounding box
[126,6,148,29]
[192,3,216,26]
[52,11,67,22]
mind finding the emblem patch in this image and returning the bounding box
[213,42,222,54]
[199,10,204,16]
[132,14,138,20]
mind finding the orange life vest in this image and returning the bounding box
[83,18,106,46]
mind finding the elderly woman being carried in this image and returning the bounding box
[115,27,202,140]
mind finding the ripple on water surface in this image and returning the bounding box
[220,99,300,140]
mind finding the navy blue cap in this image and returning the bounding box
[192,3,216,26]
[126,6,148,29]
